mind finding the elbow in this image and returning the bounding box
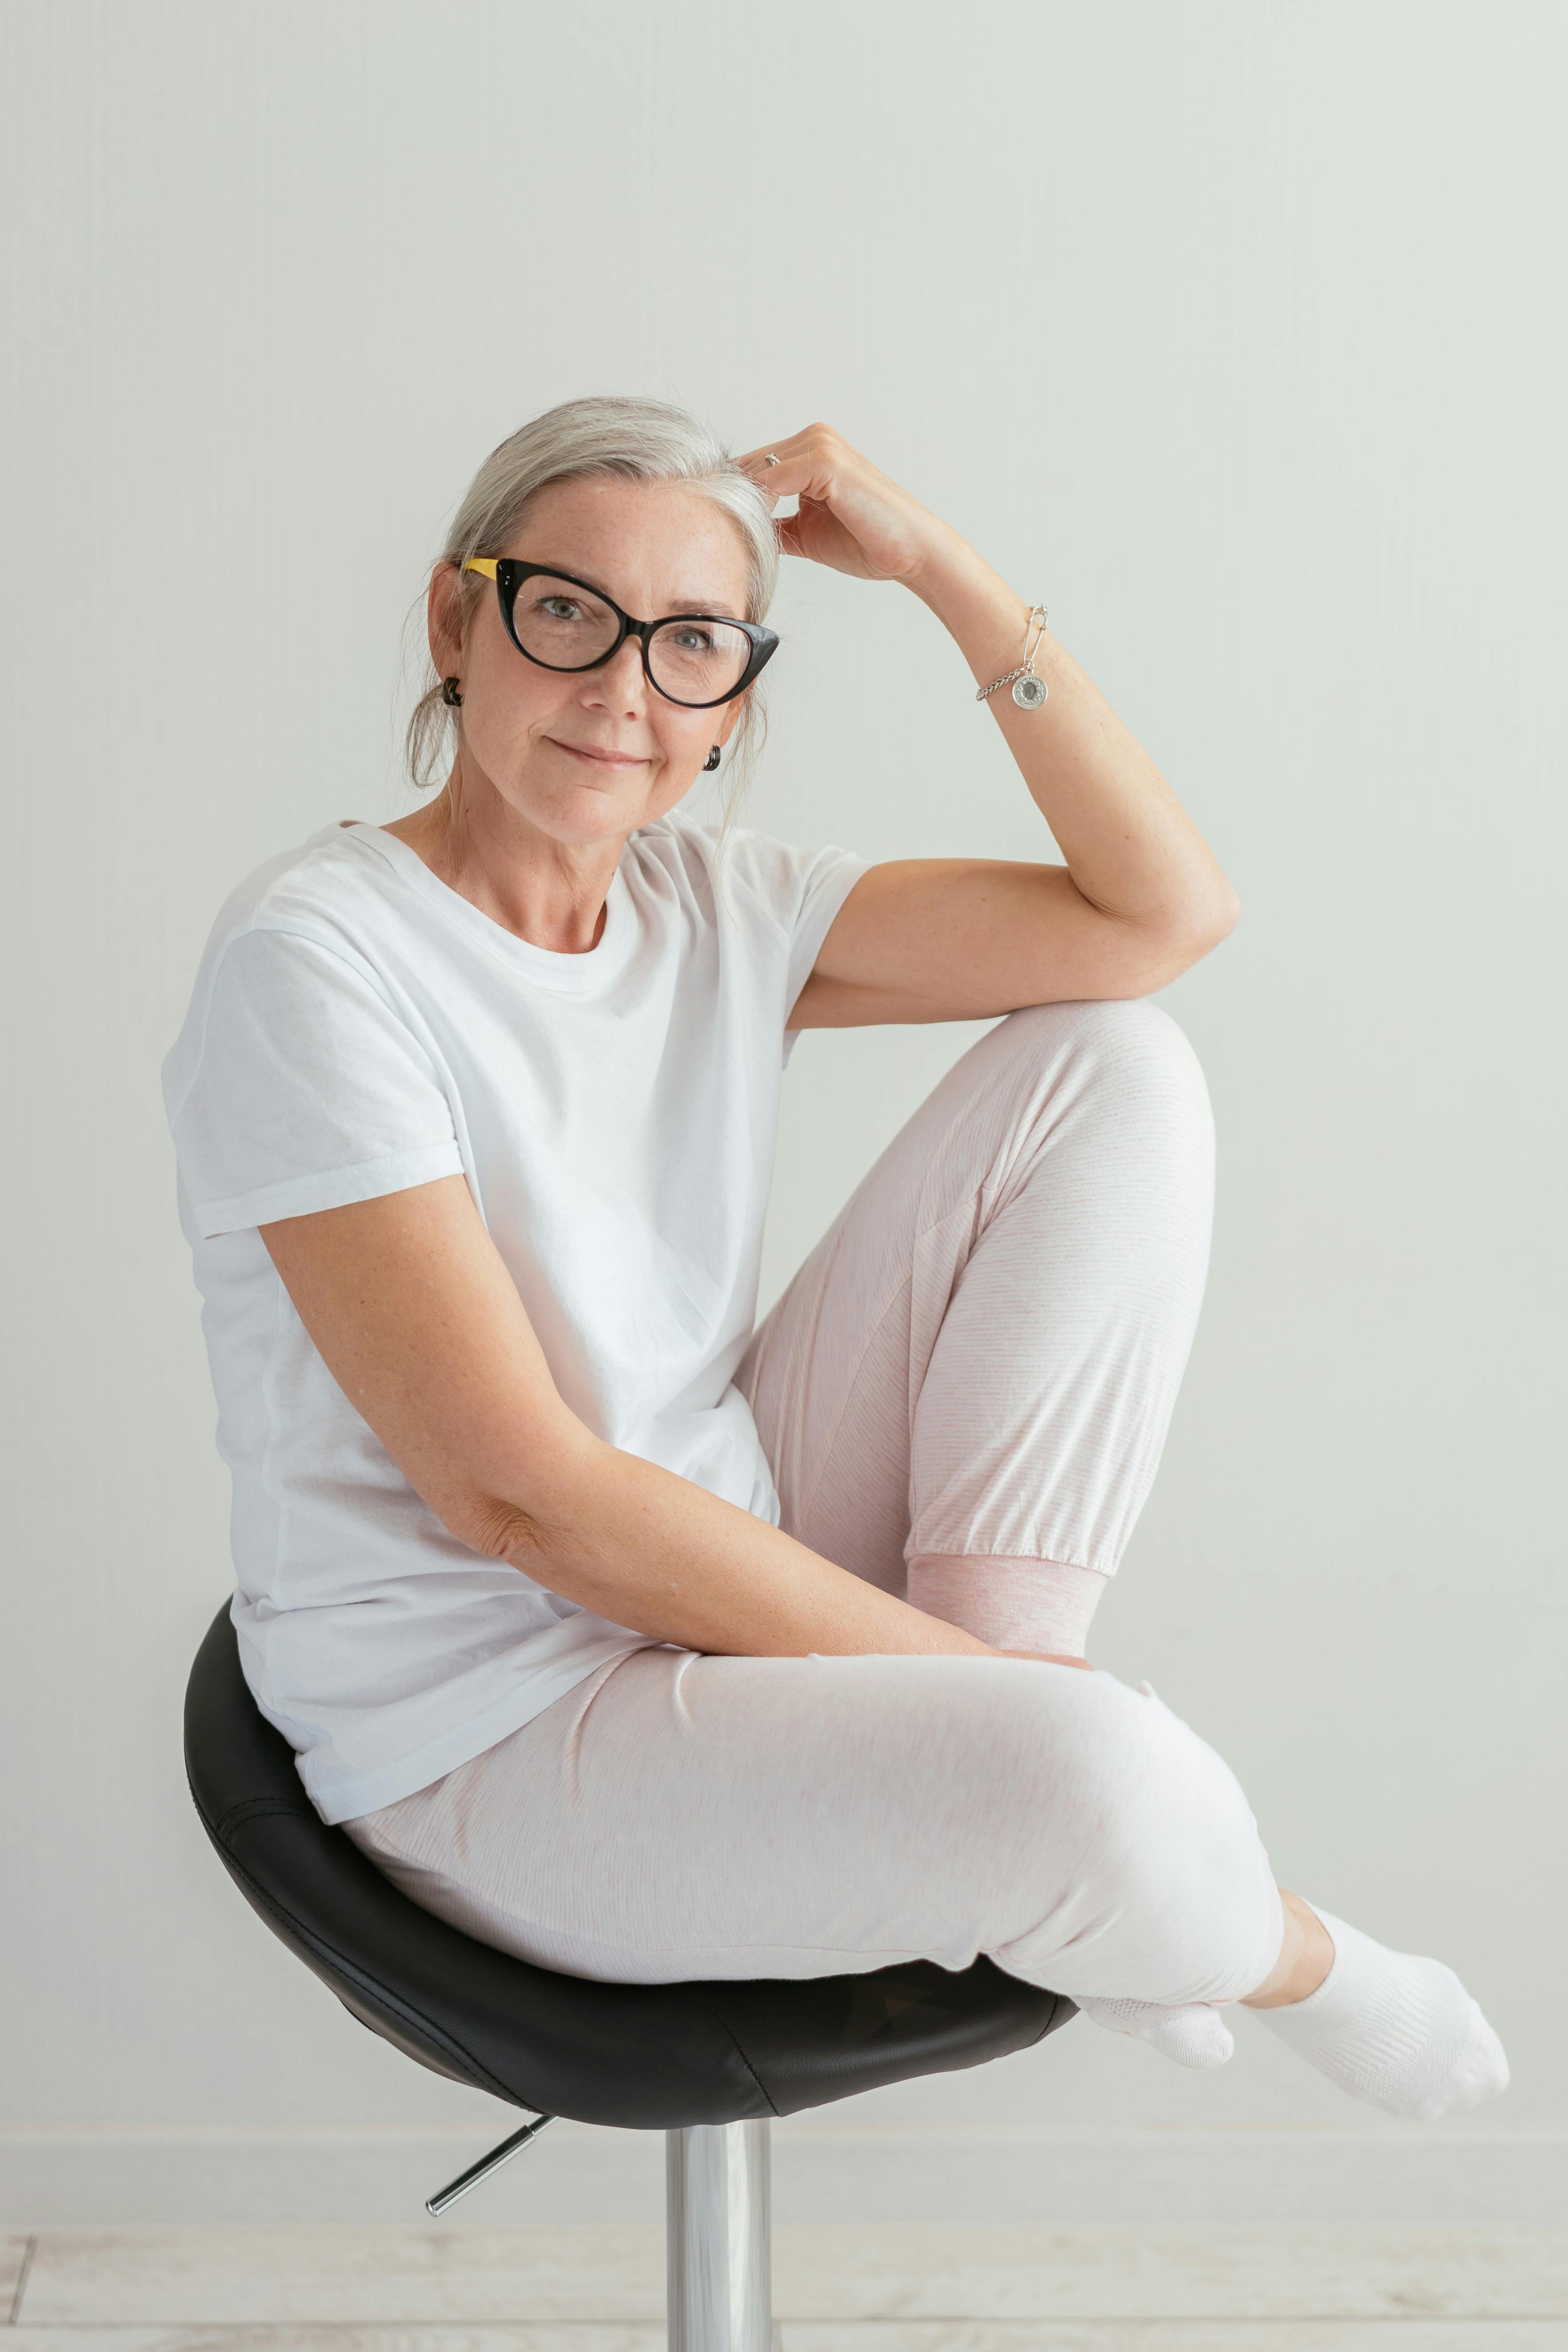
[1125,883,1239,996]
[454,1425,606,1583]
[464,1491,555,1569]
[1171,879,1241,961]
[1202,879,1242,947]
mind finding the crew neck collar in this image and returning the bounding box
[324,822,635,993]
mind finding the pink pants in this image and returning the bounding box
[345,1003,1285,2006]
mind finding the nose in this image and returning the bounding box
[581,634,650,714]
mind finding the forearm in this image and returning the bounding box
[908,529,1239,943]
[481,1429,996,1662]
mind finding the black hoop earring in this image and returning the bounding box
[703,744,722,772]
[441,676,464,707]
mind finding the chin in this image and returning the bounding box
[521,785,650,845]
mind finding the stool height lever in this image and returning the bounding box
[425,2113,557,2215]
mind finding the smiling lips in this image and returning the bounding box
[552,738,650,769]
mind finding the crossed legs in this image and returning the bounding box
[346,1000,1507,2117]
[737,997,1505,2109]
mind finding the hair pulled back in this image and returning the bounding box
[405,395,779,807]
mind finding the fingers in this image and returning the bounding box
[733,437,785,506]
[734,427,808,480]
[737,427,848,560]
[734,423,843,507]
[734,424,924,583]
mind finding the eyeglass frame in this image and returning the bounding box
[461,557,779,710]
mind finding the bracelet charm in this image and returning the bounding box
[977,604,1050,709]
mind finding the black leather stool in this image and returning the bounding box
[184,1601,1076,2349]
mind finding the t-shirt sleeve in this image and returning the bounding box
[781,838,870,1017]
[167,926,464,1238]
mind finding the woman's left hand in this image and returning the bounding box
[736,423,959,587]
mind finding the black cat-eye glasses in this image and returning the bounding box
[463,558,778,710]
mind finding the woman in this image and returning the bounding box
[164,396,1505,2117]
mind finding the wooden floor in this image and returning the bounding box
[5,2222,1566,2349]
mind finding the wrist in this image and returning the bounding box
[905,540,1038,676]
[902,523,998,613]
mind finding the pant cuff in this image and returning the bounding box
[906,1554,1110,1656]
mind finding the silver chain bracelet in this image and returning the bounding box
[977,604,1050,709]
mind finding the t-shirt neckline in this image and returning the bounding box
[327,821,636,994]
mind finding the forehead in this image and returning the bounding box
[506,475,752,612]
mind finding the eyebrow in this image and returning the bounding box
[529,561,742,619]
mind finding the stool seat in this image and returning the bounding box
[184,1601,1075,2133]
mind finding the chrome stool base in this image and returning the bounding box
[424,2113,772,2350]
[667,2119,773,2351]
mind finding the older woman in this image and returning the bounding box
[164,397,1504,2118]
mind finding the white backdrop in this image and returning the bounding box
[2,0,1563,2191]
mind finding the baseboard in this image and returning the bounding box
[2,2122,1563,2230]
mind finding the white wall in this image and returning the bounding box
[3,0,1563,2166]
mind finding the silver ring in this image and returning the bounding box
[764,453,781,467]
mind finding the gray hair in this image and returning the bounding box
[404,395,779,811]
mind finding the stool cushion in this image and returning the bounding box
[185,1601,1074,2129]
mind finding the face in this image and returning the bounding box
[429,475,755,850]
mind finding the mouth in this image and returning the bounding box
[549,738,651,770]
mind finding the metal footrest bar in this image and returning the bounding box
[424,2112,556,2215]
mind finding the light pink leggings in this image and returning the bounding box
[345,1002,1285,2006]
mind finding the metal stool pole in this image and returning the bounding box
[665,2119,773,2352]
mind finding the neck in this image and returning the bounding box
[385,770,626,954]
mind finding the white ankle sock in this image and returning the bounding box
[1077,1996,1235,2070]
[1250,1902,1509,2120]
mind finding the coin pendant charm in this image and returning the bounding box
[1012,670,1049,709]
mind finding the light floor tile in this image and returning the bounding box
[6,2333,666,2352]
[770,2228,1568,2323]
[781,2326,1568,2351]
[6,2322,1567,2352]
[15,2225,1568,2327]
[14,2231,666,2325]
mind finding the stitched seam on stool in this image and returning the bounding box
[229,1863,519,2104]
[215,1795,315,1838]
[201,1816,521,2105]
[690,2001,780,2118]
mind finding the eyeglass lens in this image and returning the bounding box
[512,575,752,702]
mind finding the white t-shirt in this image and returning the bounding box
[163,814,867,1824]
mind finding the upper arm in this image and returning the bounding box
[261,1174,591,1558]
[788,858,1238,1029]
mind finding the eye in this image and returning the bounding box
[668,623,718,652]
[538,594,586,621]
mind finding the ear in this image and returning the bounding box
[426,562,466,675]
[713,690,748,750]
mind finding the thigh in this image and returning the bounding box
[343,1643,1279,2005]
[739,999,1213,1585]
[738,1008,1051,1592]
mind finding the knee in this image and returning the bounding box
[999,997,1210,1124]
[984,1001,1214,1208]
[1004,1673,1280,2004]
